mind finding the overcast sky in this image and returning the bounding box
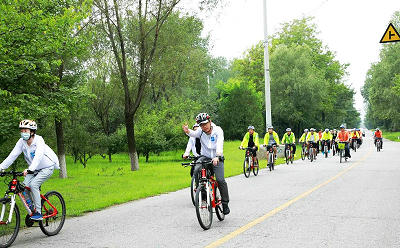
[183,0,400,121]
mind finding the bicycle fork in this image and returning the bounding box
[0,195,16,224]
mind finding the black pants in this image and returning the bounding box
[322,140,331,151]
[284,144,296,156]
[374,138,383,148]
[193,156,229,205]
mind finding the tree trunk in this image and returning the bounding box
[108,150,112,163]
[125,113,139,171]
[55,119,67,178]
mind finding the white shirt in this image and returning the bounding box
[0,135,60,171]
[183,137,200,157]
[187,123,224,159]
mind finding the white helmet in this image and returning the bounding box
[19,120,37,130]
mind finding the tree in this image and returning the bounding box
[362,11,400,130]
[216,79,264,140]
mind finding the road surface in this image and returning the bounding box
[13,133,400,247]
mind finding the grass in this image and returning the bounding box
[0,140,302,217]
[382,131,400,142]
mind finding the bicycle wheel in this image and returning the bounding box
[285,150,289,165]
[325,146,328,158]
[190,176,197,206]
[215,187,224,221]
[243,157,251,178]
[39,191,66,236]
[301,147,305,160]
[195,185,212,230]
[310,149,314,162]
[340,150,343,163]
[0,201,20,248]
[252,158,259,176]
[354,141,357,152]
[290,150,294,164]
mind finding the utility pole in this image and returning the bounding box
[263,0,272,130]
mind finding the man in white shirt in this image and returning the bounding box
[0,120,59,221]
[182,113,230,215]
[183,124,201,177]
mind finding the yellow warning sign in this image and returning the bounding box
[380,23,400,43]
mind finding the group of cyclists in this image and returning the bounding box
[238,125,367,164]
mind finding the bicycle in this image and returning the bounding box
[182,158,224,230]
[0,171,66,247]
[323,140,329,158]
[284,145,294,165]
[331,140,337,156]
[264,144,276,171]
[182,156,200,206]
[239,147,259,178]
[300,143,306,160]
[376,138,382,152]
[338,142,348,163]
[308,142,316,162]
[351,139,357,152]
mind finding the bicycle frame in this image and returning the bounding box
[0,175,58,225]
[198,163,220,210]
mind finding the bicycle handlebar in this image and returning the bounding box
[0,170,34,177]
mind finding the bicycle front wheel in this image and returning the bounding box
[39,191,66,236]
[195,185,212,230]
[253,158,259,176]
[285,150,289,165]
[0,201,20,248]
[301,147,305,160]
[243,158,251,178]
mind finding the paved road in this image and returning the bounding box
[13,133,400,247]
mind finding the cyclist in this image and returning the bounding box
[0,120,60,221]
[299,129,309,155]
[350,128,360,150]
[336,125,351,158]
[374,128,383,149]
[263,126,280,160]
[356,128,363,146]
[306,128,319,159]
[321,129,333,155]
[183,124,201,177]
[281,128,296,159]
[182,113,230,215]
[240,125,260,159]
[331,129,338,152]
[315,129,322,154]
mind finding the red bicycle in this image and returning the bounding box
[0,171,66,247]
[183,158,224,230]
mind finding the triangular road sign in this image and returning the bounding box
[380,23,400,43]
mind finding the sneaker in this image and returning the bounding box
[30,212,43,221]
[222,204,230,215]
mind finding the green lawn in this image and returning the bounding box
[383,131,400,142]
[0,140,302,217]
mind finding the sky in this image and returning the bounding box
[183,0,400,121]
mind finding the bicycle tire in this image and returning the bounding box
[310,148,314,162]
[215,187,224,221]
[325,145,328,158]
[195,185,212,230]
[39,191,66,236]
[190,176,197,206]
[301,147,305,160]
[354,141,357,152]
[285,150,289,165]
[253,158,259,176]
[243,157,251,178]
[340,150,343,163]
[290,150,294,164]
[0,201,20,248]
